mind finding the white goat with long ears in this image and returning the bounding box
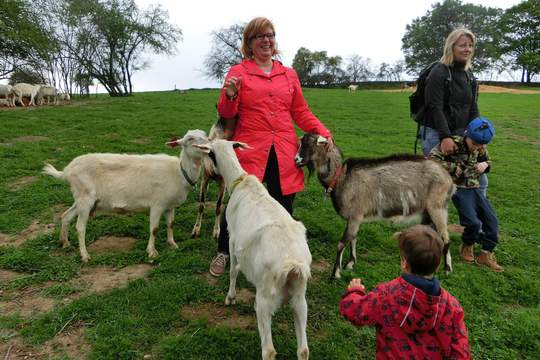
[196,139,311,360]
[42,130,208,262]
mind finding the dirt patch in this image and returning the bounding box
[13,135,49,142]
[0,323,91,360]
[448,224,465,234]
[0,219,56,247]
[71,264,152,294]
[311,260,331,274]
[0,285,56,316]
[181,303,254,329]
[235,288,255,304]
[88,236,137,254]
[200,272,219,286]
[0,269,25,282]
[6,175,38,191]
[478,85,540,94]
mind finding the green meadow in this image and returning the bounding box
[0,89,539,359]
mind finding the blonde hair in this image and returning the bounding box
[440,28,476,70]
[240,17,280,59]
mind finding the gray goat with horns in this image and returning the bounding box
[295,133,455,279]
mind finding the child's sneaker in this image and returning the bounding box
[459,244,474,264]
[475,250,504,272]
[209,252,229,277]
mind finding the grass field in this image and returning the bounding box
[0,89,539,359]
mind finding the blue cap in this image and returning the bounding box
[467,117,495,144]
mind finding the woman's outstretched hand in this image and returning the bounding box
[223,76,242,98]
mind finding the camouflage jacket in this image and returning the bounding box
[429,136,491,188]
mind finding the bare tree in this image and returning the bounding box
[346,55,374,82]
[203,23,244,81]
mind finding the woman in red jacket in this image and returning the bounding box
[209,17,333,276]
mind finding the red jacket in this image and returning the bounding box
[217,59,331,195]
[340,277,471,360]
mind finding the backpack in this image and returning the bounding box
[409,62,452,154]
[409,62,452,124]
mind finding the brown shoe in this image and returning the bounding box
[209,252,229,277]
[476,250,504,272]
[459,244,474,264]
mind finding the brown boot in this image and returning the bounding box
[459,244,474,264]
[209,252,229,277]
[476,250,504,272]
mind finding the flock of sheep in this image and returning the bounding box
[0,83,70,107]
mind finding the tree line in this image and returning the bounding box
[204,0,539,86]
[0,0,181,96]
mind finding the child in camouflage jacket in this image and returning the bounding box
[429,117,503,272]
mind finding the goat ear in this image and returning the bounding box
[317,135,328,145]
[392,231,402,241]
[232,142,251,150]
[193,144,212,153]
[166,137,182,148]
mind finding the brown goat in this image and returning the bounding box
[295,133,455,279]
[190,116,236,239]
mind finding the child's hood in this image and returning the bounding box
[393,277,449,333]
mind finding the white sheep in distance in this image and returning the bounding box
[37,85,58,105]
[42,129,209,262]
[12,83,40,106]
[195,139,312,360]
[0,84,15,107]
[348,84,358,92]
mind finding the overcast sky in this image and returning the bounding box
[129,0,522,92]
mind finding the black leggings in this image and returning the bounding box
[218,146,295,254]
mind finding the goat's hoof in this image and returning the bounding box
[263,349,277,360]
[147,249,159,259]
[298,347,309,360]
[345,261,355,270]
[81,255,91,263]
[60,241,70,249]
[168,241,178,249]
[190,230,200,238]
[225,296,235,306]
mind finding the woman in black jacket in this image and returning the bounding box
[421,28,487,194]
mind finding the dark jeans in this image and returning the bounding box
[452,188,499,252]
[218,146,295,254]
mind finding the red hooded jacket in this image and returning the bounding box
[217,59,331,195]
[340,276,471,359]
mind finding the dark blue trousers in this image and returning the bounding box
[452,188,499,252]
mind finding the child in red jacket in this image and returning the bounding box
[340,225,471,359]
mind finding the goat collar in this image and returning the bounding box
[230,173,248,193]
[181,164,196,187]
[325,163,347,194]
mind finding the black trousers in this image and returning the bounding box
[218,146,295,254]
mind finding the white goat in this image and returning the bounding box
[37,85,58,105]
[196,140,311,360]
[42,130,208,262]
[0,84,15,107]
[348,84,358,92]
[12,83,39,106]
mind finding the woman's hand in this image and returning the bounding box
[223,76,242,98]
[440,137,458,155]
[347,278,365,291]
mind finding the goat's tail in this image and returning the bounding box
[272,260,311,297]
[42,163,64,180]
